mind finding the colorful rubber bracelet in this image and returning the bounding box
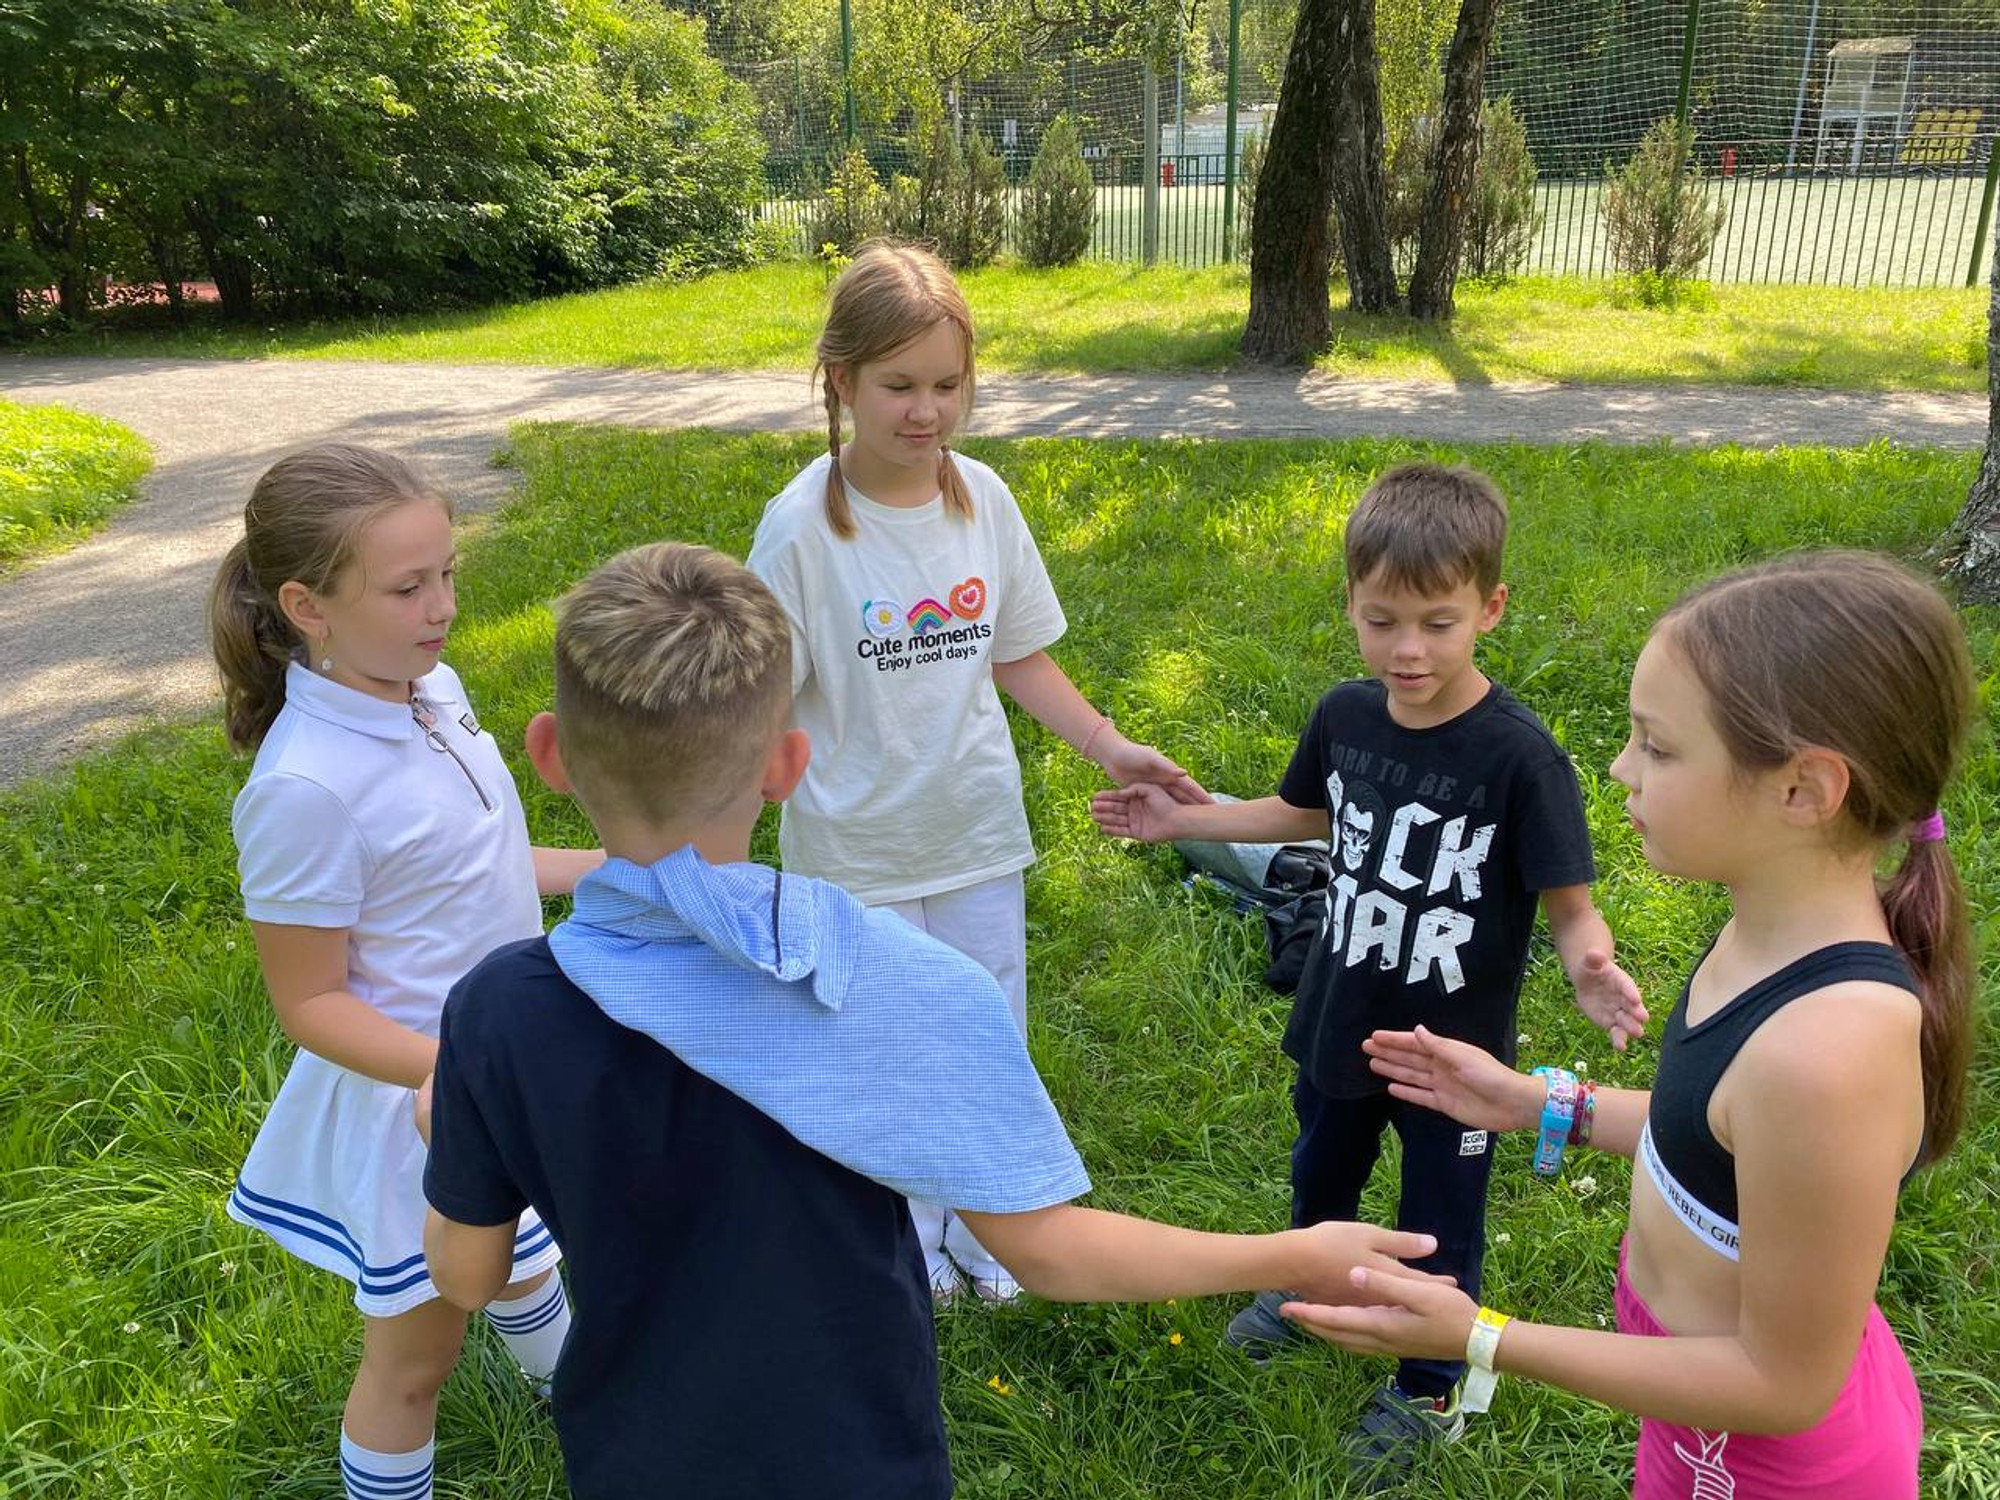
[1569,1080,1597,1150]
[1531,1067,1577,1177]
[1462,1306,1512,1414]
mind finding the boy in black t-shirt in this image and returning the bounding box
[1092,462,1647,1483]
[412,543,1445,1500]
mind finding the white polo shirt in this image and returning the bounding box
[232,662,541,1036]
[748,452,1067,905]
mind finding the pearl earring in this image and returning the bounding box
[318,636,333,673]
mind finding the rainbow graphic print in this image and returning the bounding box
[906,598,953,635]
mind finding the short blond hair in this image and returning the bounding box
[553,543,793,825]
[1344,461,1509,597]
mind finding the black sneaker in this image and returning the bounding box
[1221,1289,1305,1364]
[1344,1381,1465,1493]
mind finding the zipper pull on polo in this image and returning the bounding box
[411,692,495,812]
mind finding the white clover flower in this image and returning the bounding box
[225,941,237,952]
[92,884,106,896]
[220,1260,237,1277]
[1517,1032,1531,1045]
[122,1321,140,1334]
[1573,1175,1599,1198]
[1494,1232,1512,1245]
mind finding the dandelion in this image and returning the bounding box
[1573,1175,1599,1198]
[1168,1332,1184,1346]
[1166,1299,1176,1307]
[985,1375,1013,1396]
[1494,1232,1512,1245]
[122,1321,140,1334]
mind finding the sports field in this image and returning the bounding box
[762,167,1992,287]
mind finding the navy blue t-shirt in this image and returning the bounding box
[423,937,950,1500]
[1277,680,1596,1097]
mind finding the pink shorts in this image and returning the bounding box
[1616,1244,1922,1499]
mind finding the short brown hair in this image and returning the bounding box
[1343,461,1508,597]
[552,544,793,826]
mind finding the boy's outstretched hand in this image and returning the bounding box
[1362,1025,1544,1134]
[1571,948,1648,1051]
[1281,1270,1480,1363]
[1092,731,1211,807]
[1088,782,1187,842]
[1288,1223,1454,1307]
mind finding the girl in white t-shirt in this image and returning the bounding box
[209,445,599,1500]
[747,241,1209,1300]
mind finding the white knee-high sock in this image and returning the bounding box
[483,1275,571,1383]
[339,1428,433,1500]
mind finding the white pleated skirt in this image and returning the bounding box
[226,1049,560,1318]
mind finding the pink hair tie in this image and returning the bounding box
[1909,811,1947,845]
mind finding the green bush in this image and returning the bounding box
[943,130,1007,270]
[1602,117,1727,282]
[1385,89,1540,279]
[883,116,961,250]
[1235,127,1267,251]
[1464,97,1541,278]
[809,146,889,255]
[1018,114,1097,268]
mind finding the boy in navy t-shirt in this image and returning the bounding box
[417,542,1442,1500]
[1091,462,1648,1485]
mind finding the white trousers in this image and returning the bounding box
[879,870,1028,1283]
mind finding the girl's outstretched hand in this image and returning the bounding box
[1362,1025,1543,1133]
[1281,1270,1480,1362]
[1095,732,1211,805]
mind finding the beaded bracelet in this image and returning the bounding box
[1080,714,1112,762]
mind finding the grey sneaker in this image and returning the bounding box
[1222,1289,1306,1363]
[1345,1381,1465,1493]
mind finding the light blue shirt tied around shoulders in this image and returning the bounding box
[548,846,1091,1214]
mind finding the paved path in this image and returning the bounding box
[0,356,1983,787]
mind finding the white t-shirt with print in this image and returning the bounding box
[748,451,1067,905]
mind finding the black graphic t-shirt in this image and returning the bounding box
[1277,679,1596,1097]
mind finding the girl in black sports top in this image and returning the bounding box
[1273,551,1977,1499]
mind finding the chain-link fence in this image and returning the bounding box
[710,1,2000,286]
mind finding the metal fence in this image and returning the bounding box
[720,0,2000,287]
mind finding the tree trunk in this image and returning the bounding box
[1941,239,2000,605]
[1327,0,1397,313]
[1408,0,1503,321]
[1241,0,1344,363]
[185,197,258,321]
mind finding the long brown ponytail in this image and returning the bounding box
[814,239,977,540]
[1659,550,1977,1163]
[207,445,449,752]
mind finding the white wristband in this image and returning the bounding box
[1462,1306,1511,1414]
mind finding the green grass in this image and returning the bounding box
[0,399,152,570]
[28,261,1987,392]
[3,430,1996,1497]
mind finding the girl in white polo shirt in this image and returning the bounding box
[209,445,598,1500]
[747,242,1209,1301]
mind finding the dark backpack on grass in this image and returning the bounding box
[1171,821,1331,997]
